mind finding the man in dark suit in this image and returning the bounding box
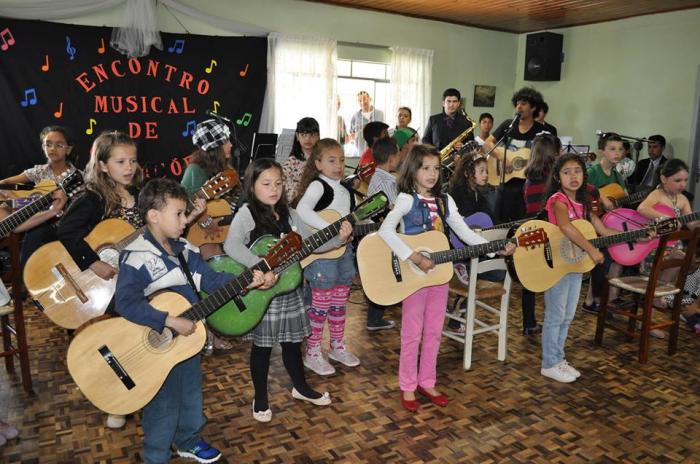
[422,88,474,151]
[629,134,667,192]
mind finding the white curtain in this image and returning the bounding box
[389,47,433,135]
[260,33,337,139]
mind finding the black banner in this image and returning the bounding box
[0,17,266,179]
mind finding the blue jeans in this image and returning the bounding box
[542,273,582,369]
[142,354,205,464]
[304,245,356,289]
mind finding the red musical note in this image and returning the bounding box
[54,102,63,119]
[98,37,106,54]
[0,27,15,51]
[239,63,249,77]
[41,54,50,72]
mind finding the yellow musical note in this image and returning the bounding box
[41,54,49,72]
[86,118,97,135]
[205,59,218,74]
[213,100,220,113]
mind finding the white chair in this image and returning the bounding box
[443,229,513,370]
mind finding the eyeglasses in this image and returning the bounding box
[43,142,68,149]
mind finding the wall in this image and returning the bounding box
[514,8,700,164]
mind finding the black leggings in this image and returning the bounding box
[250,342,318,411]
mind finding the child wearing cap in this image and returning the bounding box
[282,117,320,202]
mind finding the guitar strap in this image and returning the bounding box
[176,251,202,302]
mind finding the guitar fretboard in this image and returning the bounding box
[481,217,531,231]
[353,222,379,236]
[0,192,54,238]
[589,227,651,248]
[181,258,273,322]
[428,238,514,265]
[615,189,652,208]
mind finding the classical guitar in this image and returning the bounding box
[66,233,301,415]
[298,209,381,267]
[486,147,530,186]
[592,184,652,215]
[205,192,388,337]
[24,170,238,329]
[185,192,241,247]
[357,228,547,306]
[0,171,84,239]
[604,203,699,266]
[508,218,676,292]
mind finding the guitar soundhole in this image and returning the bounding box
[98,247,120,268]
[146,328,174,352]
[560,238,586,264]
[513,158,528,170]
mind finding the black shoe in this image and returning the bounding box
[522,324,542,336]
[367,319,396,331]
[582,302,599,314]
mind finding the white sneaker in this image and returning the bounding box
[328,347,360,367]
[106,414,126,429]
[541,362,576,383]
[562,360,581,378]
[303,352,336,376]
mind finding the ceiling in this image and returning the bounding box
[305,0,700,33]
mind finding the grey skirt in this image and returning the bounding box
[242,287,311,347]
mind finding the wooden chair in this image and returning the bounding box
[594,228,700,363]
[443,255,513,370]
[0,233,32,392]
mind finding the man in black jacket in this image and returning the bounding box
[422,88,474,151]
[629,134,667,191]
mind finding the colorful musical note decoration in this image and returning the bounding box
[0,27,15,52]
[98,37,106,54]
[54,102,63,119]
[236,112,252,127]
[213,100,220,113]
[85,118,97,135]
[182,120,196,137]
[41,54,50,72]
[168,39,185,54]
[239,63,249,77]
[20,88,37,107]
[65,36,76,60]
[205,59,218,74]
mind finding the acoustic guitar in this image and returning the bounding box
[604,203,699,266]
[66,233,301,415]
[486,147,530,186]
[24,170,238,329]
[0,171,84,239]
[508,218,676,292]
[592,184,652,215]
[185,192,241,247]
[299,209,380,267]
[357,228,547,306]
[205,192,388,337]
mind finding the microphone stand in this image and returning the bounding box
[485,117,517,222]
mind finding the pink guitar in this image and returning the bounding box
[603,203,679,265]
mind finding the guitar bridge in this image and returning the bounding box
[98,345,135,390]
[391,253,403,283]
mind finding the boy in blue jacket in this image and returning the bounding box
[115,178,264,463]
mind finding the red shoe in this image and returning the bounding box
[400,392,419,412]
[417,386,449,407]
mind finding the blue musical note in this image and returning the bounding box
[65,36,76,60]
[168,39,185,55]
[20,88,37,107]
[182,120,196,137]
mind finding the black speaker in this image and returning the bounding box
[524,32,563,81]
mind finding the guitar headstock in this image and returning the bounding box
[202,169,240,199]
[516,228,548,248]
[357,162,376,182]
[353,192,388,222]
[653,217,679,236]
[59,170,85,198]
[265,232,302,268]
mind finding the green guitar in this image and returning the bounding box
[205,192,389,336]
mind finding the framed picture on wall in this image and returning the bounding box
[473,85,496,107]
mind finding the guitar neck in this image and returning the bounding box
[589,227,650,248]
[0,191,54,238]
[615,189,650,207]
[428,237,513,264]
[353,222,379,236]
[677,210,700,226]
[481,217,529,231]
[181,259,273,322]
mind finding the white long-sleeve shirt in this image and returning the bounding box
[378,192,489,261]
[296,175,351,230]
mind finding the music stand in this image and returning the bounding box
[241,132,278,173]
[563,144,590,155]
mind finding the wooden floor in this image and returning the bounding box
[2,282,700,463]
